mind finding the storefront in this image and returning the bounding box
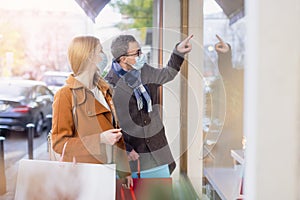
[75,0,300,199]
[153,1,300,199]
[0,0,297,199]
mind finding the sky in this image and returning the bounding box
[204,0,222,15]
[0,0,221,24]
[0,0,121,27]
[0,0,223,45]
[0,0,82,12]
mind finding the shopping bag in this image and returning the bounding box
[116,160,172,200]
[117,184,137,200]
[15,159,116,200]
[116,177,172,200]
[117,178,173,200]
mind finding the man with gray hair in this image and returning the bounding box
[105,34,193,174]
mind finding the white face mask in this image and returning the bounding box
[97,53,108,73]
[132,54,147,70]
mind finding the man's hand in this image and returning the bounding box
[215,34,230,53]
[122,175,133,189]
[177,34,193,54]
[127,149,139,161]
[100,129,122,145]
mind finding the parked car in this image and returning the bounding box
[0,79,54,137]
[41,71,70,94]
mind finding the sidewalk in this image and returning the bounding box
[0,141,49,200]
[0,141,204,200]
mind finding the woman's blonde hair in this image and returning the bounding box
[68,36,109,88]
[68,36,99,75]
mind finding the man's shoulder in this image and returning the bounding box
[104,69,113,80]
[104,69,119,85]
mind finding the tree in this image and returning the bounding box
[0,9,86,78]
[0,21,26,76]
[110,0,153,40]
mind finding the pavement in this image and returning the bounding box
[0,141,206,200]
[0,141,49,200]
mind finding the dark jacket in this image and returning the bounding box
[105,48,185,173]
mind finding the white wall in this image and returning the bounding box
[187,0,204,197]
[244,0,300,199]
[162,0,182,179]
[162,0,204,197]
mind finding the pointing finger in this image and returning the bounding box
[184,34,193,44]
[216,34,224,43]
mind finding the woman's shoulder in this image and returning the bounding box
[54,85,73,100]
[57,84,72,93]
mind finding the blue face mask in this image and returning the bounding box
[132,54,147,70]
[97,53,108,73]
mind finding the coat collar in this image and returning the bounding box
[105,68,121,87]
[65,74,112,107]
[66,74,110,94]
[65,74,83,89]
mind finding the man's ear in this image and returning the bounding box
[119,56,126,64]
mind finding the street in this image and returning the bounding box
[2,130,48,170]
[0,129,49,200]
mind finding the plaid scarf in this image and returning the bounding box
[112,61,152,112]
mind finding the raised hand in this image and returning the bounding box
[177,34,193,54]
[100,128,122,145]
[215,34,230,53]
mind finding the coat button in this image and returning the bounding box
[144,120,147,124]
[146,139,150,143]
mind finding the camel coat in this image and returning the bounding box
[51,75,131,178]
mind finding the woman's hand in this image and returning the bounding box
[100,128,122,145]
[215,34,230,53]
[127,149,139,161]
[122,175,133,189]
[177,34,193,54]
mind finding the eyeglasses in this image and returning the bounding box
[115,49,142,62]
[124,49,142,57]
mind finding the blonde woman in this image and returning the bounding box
[51,36,133,188]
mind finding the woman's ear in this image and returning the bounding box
[87,50,96,62]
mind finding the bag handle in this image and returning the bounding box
[120,186,136,200]
[60,141,68,162]
[71,90,78,130]
[137,159,141,179]
[60,141,76,164]
[119,158,139,200]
